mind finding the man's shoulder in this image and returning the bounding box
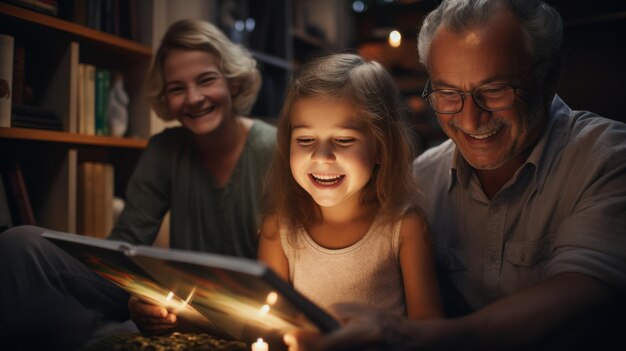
[413,139,456,172]
[567,111,625,140]
[562,111,626,160]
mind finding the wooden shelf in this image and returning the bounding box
[0,3,152,61]
[0,127,147,149]
[0,1,152,234]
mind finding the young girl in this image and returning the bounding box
[258,53,443,319]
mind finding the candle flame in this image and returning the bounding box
[165,291,174,302]
[266,291,278,305]
[259,304,270,315]
[184,287,196,304]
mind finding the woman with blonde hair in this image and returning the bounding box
[112,18,276,333]
[0,19,275,347]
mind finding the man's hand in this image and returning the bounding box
[283,274,620,350]
[283,304,443,351]
[128,296,177,335]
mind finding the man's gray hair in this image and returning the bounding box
[417,0,563,69]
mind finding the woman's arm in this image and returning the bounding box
[108,131,174,244]
[398,212,444,319]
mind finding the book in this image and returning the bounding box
[0,162,36,225]
[76,63,96,135]
[72,0,87,26]
[12,46,25,106]
[77,64,85,134]
[3,0,58,16]
[0,176,13,232]
[0,33,14,127]
[77,162,114,237]
[77,162,94,236]
[11,105,63,130]
[87,0,102,34]
[42,231,340,341]
[84,64,96,135]
[95,67,111,135]
[91,162,105,237]
[103,163,114,236]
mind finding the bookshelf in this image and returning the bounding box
[0,127,147,148]
[212,0,347,119]
[0,2,151,234]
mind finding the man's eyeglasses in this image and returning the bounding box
[421,64,541,115]
[421,80,518,115]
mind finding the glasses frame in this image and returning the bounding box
[421,63,541,115]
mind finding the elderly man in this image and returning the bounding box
[285,0,625,350]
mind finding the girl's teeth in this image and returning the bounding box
[311,174,343,185]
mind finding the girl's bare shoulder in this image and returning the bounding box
[259,214,280,240]
[399,209,430,242]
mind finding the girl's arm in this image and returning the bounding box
[399,212,444,319]
[257,215,290,282]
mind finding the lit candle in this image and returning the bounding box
[251,338,269,351]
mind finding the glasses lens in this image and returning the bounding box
[428,90,462,114]
[475,85,515,110]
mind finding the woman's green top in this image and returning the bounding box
[108,119,276,259]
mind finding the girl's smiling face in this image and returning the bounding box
[289,96,378,210]
[163,49,236,135]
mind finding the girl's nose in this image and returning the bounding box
[311,142,336,162]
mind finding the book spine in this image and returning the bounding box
[95,68,111,135]
[0,174,13,232]
[12,164,36,225]
[77,162,94,236]
[84,64,96,135]
[0,34,14,128]
[4,0,58,16]
[77,64,85,134]
[91,162,105,238]
[1,163,36,225]
[72,0,87,26]
[101,0,113,34]
[87,0,102,31]
[103,163,114,237]
[12,47,25,107]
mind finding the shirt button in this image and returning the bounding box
[520,254,526,263]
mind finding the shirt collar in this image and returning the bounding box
[448,95,572,192]
[527,94,571,192]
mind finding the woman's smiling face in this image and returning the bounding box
[163,49,235,135]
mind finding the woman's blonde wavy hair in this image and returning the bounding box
[146,19,261,121]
